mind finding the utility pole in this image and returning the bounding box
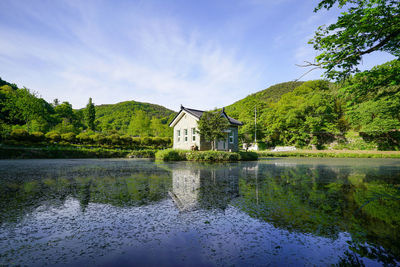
[254,106,257,144]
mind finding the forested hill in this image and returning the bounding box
[0,76,176,138]
[224,81,305,140]
[94,100,176,136]
[228,60,400,150]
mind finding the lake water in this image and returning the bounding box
[0,158,399,266]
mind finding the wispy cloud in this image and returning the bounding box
[0,0,262,110]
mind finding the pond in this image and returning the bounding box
[0,158,399,266]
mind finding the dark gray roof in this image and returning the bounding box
[169,105,243,126]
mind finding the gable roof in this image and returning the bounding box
[169,105,243,127]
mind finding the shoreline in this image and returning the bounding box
[1,146,400,160]
[259,149,400,158]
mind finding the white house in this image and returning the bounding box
[169,105,242,151]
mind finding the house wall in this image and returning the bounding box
[227,126,239,152]
[172,111,240,151]
[173,112,200,150]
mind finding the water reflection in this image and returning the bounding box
[171,163,240,211]
[0,158,399,266]
[234,159,400,265]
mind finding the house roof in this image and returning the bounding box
[169,105,243,127]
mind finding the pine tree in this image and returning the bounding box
[85,98,96,130]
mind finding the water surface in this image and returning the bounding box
[0,158,399,266]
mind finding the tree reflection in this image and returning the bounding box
[234,161,400,265]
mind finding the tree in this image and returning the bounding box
[263,80,338,148]
[304,0,400,80]
[197,110,230,150]
[85,98,96,130]
[127,110,150,136]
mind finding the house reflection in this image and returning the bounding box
[170,164,241,211]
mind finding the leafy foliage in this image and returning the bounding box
[197,110,230,150]
[95,100,175,136]
[85,98,96,130]
[225,81,304,143]
[309,0,400,79]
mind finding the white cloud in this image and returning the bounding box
[0,1,261,110]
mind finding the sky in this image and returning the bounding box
[0,0,395,111]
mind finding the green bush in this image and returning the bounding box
[120,135,132,146]
[10,128,29,141]
[186,151,240,161]
[141,136,152,146]
[91,133,106,145]
[238,151,258,161]
[162,137,172,147]
[132,137,141,146]
[76,132,91,144]
[45,131,61,142]
[61,132,76,143]
[31,131,45,142]
[152,137,163,147]
[155,148,187,161]
[128,149,156,158]
[107,134,120,145]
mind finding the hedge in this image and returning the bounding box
[155,149,259,161]
[5,130,172,149]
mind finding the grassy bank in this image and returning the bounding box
[155,149,258,161]
[259,150,400,158]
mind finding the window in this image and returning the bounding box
[184,129,188,142]
[229,131,234,144]
[192,128,196,141]
[177,130,181,142]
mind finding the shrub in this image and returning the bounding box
[155,148,187,161]
[61,132,76,143]
[45,131,61,142]
[91,133,106,145]
[132,137,141,147]
[186,151,239,161]
[10,128,29,141]
[162,137,172,147]
[152,137,163,148]
[120,135,133,146]
[141,136,152,146]
[76,132,91,144]
[31,131,45,142]
[108,134,120,145]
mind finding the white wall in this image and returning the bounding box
[172,112,200,150]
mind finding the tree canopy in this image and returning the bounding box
[197,110,230,150]
[307,0,400,80]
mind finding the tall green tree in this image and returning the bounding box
[263,80,338,148]
[128,110,151,136]
[197,110,230,150]
[85,98,96,130]
[305,0,400,80]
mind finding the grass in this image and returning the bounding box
[258,149,400,158]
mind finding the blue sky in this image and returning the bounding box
[0,0,395,111]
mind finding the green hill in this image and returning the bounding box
[94,100,177,137]
[224,81,305,141]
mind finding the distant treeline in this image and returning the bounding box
[5,128,171,149]
[0,77,176,146]
[226,60,400,150]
